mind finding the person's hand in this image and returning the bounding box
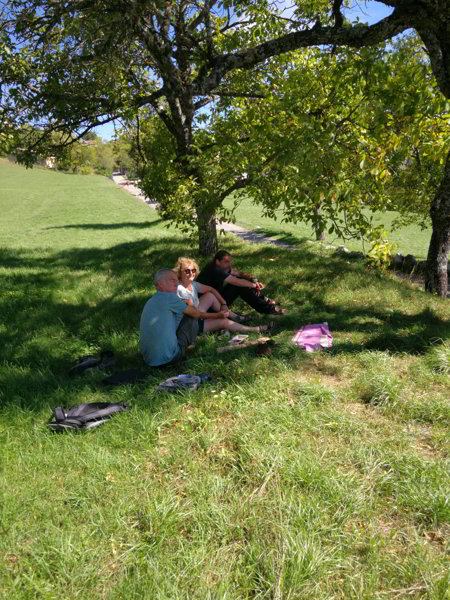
[218,310,229,318]
[253,281,264,294]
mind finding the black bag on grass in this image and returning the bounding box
[48,402,129,432]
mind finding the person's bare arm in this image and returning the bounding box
[228,268,265,290]
[184,305,228,319]
[223,274,265,291]
[231,268,253,280]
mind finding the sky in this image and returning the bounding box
[94,1,393,141]
[344,0,392,24]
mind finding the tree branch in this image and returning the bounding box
[212,91,266,99]
[332,0,344,28]
[192,10,411,96]
[218,175,252,203]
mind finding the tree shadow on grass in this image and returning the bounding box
[220,227,315,249]
[44,220,164,231]
[1,236,448,412]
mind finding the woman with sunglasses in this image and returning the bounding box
[174,257,272,335]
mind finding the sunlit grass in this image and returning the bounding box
[224,194,432,259]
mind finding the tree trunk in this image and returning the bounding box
[314,202,325,241]
[196,204,217,256]
[424,150,450,297]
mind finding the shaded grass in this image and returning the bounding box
[1,160,449,599]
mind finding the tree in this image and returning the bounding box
[93,141,116,175]
[200,44,398,245]
[131,36,447,268]
[1,1,449,294]
[111,135,136,176]
[218,36,448,253]
[82,131,99,142]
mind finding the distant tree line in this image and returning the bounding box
[5,131,137,177]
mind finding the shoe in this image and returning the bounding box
[98,350,116,369]
[68,355,100,376]
[68,350,116,376]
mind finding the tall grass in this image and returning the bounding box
[1,160,449,599]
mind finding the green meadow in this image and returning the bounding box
[1,159,449,600]
[224,196,431,260]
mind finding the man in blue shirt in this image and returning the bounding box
[140,268,228,366]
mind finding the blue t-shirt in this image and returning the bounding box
[139,291,187,366]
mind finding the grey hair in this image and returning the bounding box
[154,268,176,284]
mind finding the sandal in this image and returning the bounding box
[260,295,277,305]
[258,321,276,333]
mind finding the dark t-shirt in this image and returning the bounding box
[197,262,230,295]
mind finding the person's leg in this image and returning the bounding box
[198,292,221,312]
[203,318,271,333]
[200,290,249,322]
[223,285,277,314]
[176,314,199,356]
[221,285,241,308]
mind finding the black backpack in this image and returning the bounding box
[48,402,129,432]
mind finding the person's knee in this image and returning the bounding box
[199,291,215,307]
[217,319,229,329]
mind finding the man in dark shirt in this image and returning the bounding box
[197,250,285,316]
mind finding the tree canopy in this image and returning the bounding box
[1,1,449,295]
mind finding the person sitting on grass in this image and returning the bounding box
[175,257,273,336]
[196,249,286,319]
[139,268,228,367]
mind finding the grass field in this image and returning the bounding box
[1,159,449,600]
[223,196,432,260]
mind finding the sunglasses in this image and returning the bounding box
[184,268,196,275]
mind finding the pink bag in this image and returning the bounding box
[292,322,332,352]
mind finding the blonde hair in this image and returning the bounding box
[174,256,200,280]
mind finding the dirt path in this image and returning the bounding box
[111,174,296,249]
